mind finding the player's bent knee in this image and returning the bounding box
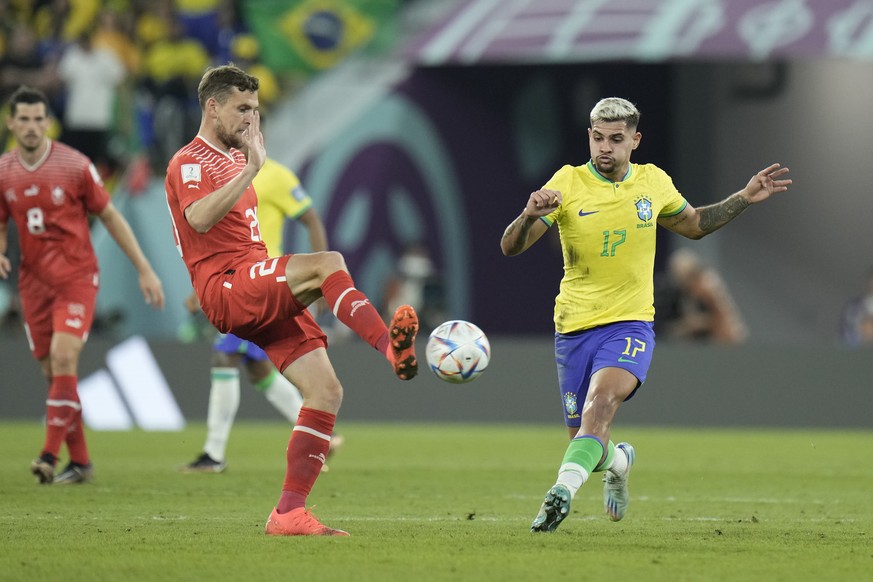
[307,381,343,413]
[318,251,347,276]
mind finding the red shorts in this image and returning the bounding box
[19,270,99,360]
[199,255,327,372]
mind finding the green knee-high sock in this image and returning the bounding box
[593,441,616,473]
[556,435,605,497]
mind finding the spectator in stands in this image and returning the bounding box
[214,0,247,64]
[654,248,748,344]
[839,268,873,348]
[0,23,60,103]
[32,0,100,45]
[228,33,280,111]
[175,0,223,56]
[57,27,127,180]
[0,0,18,56]
[139,16,209,168]
[92,8,142,76]
[381,241,443,334]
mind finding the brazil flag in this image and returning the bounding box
[242,0,401,74]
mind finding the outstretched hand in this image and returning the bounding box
[743,163,792,204]
[523,188,562,218]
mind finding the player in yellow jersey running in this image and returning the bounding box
[182,155,341,473]
[500,97,792,533]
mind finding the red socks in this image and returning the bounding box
[277,407,336,513]
[65,409,90,466]
[41,375,82,461]
[321,271,390,356]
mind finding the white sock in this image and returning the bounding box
[608,447,630,476]
[258,370,303,424]
[556,463,589,498]
[203,367,240,462]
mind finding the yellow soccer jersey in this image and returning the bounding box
[253,158,313,256]
[541,161,687,333]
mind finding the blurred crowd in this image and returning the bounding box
[0,0,286,335]
[0,0,281,189]
[839,268,873,348]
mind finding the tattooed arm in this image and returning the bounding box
[659,163,792,240]
[500,188,561,256]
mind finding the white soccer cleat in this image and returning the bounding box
[531,484,572,533]
[603,442,635,522]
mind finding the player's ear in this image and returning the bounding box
[632,131,642,149]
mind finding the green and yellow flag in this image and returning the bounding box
[242,0,400,75]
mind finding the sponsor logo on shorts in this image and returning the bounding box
[65,318,83,329]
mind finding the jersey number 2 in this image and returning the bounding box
[245,206,262,242]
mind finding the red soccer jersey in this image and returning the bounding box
[165,136,268,297]
[0,141,110,285]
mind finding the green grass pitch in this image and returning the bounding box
[1,422,870,581]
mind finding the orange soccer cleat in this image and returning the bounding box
[264,507,350,537]
[389,304,419,380]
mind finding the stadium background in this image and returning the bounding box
[1,0,871,428]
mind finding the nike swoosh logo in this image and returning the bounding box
[617,357,638,364]
[579,209,599,217]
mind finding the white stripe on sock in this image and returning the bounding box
[332,287,356,317]
[46,399,82,410]
[293,425,332,441]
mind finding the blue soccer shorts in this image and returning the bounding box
[554,320,656,428]
[212,332,270,362]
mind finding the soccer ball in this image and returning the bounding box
[425,320,491,384]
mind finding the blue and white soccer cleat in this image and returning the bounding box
[603,442,635,521]
[530,484,572,533]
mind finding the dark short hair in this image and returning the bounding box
[8,85,51,117]
[197,64,259,109]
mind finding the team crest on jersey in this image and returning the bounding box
[181,164,202,184]
[52,186,65,205]
[635,195,653,222]
[563,392,578,416]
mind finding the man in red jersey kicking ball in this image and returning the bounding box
[165,64,418,537]
[0,86,165,485]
